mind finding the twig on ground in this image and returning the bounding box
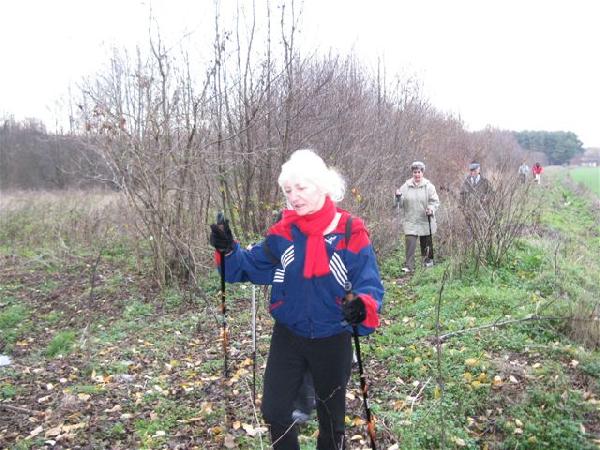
[0,404,40,415]
[436,314,565,342]
[242,377,265,449]
[434,268,448,449]
[409,377,431,414]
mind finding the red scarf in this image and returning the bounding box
[280,196,337,278]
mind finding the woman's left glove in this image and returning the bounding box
[342,296,367,325]
[209,219,234,253]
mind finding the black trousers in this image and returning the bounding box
[293,371,316,414]
[261,323,353,450]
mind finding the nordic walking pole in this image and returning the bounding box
[344,283,377,450]
[216,211,229,378]
[427,213,434,260]
[251,284,257,405]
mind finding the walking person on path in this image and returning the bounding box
[532,162,544,184]
[518,161,530,184]
[460,161,493,202]
[459,161,494,239]
[209,149,384,449]
[395,161,440,273]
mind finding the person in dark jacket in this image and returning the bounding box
[460,161,492,202]
[209,149,384,450]
[459,161,494,236]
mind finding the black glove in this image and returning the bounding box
[342,296,367,326]
[209,219,234,253]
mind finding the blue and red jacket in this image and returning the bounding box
[216,210,384,338]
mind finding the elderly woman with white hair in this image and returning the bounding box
[209,149,384,449]
[395,161,440,272]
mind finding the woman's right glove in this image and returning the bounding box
[342,296,367,326]
[209,219,234,253]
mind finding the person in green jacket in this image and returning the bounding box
[395,161,440,272]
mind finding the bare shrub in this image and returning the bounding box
[64,2,536,282]
[462,173,535,269]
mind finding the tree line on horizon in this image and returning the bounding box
[0,117,585,192]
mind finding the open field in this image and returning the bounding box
[1,178,599,449]
[569,166,600,196]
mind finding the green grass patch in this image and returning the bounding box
[133,399,198,447]
[68,384,106,395]
[162,287,184,310]
[1,382,18,399]
[45,330,77,357]
[42,310,63,325]
[0,303,31,352]
[570,166,600,196]
[499,388,596,449]
[123,300,154,320]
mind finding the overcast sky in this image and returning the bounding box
[1,0,599,147]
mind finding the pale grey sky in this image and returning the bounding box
[1,0,599,147]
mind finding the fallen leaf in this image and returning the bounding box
[393,400,406,411]
[29,425,44,437]
[62,422,86,433]
[104,404,122,413]
[45,426,61,438]
[242,423,267,436]
[242,423,257,436]
[352,416,365,426]
[240,358,253,367]
[452,436,466,447]
[514,427,523,435]
[465,358,479,367]
[492,375,503,388]
[223,434,236,448]
[199,402,214,415]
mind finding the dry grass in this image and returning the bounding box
[0,189,136,250]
